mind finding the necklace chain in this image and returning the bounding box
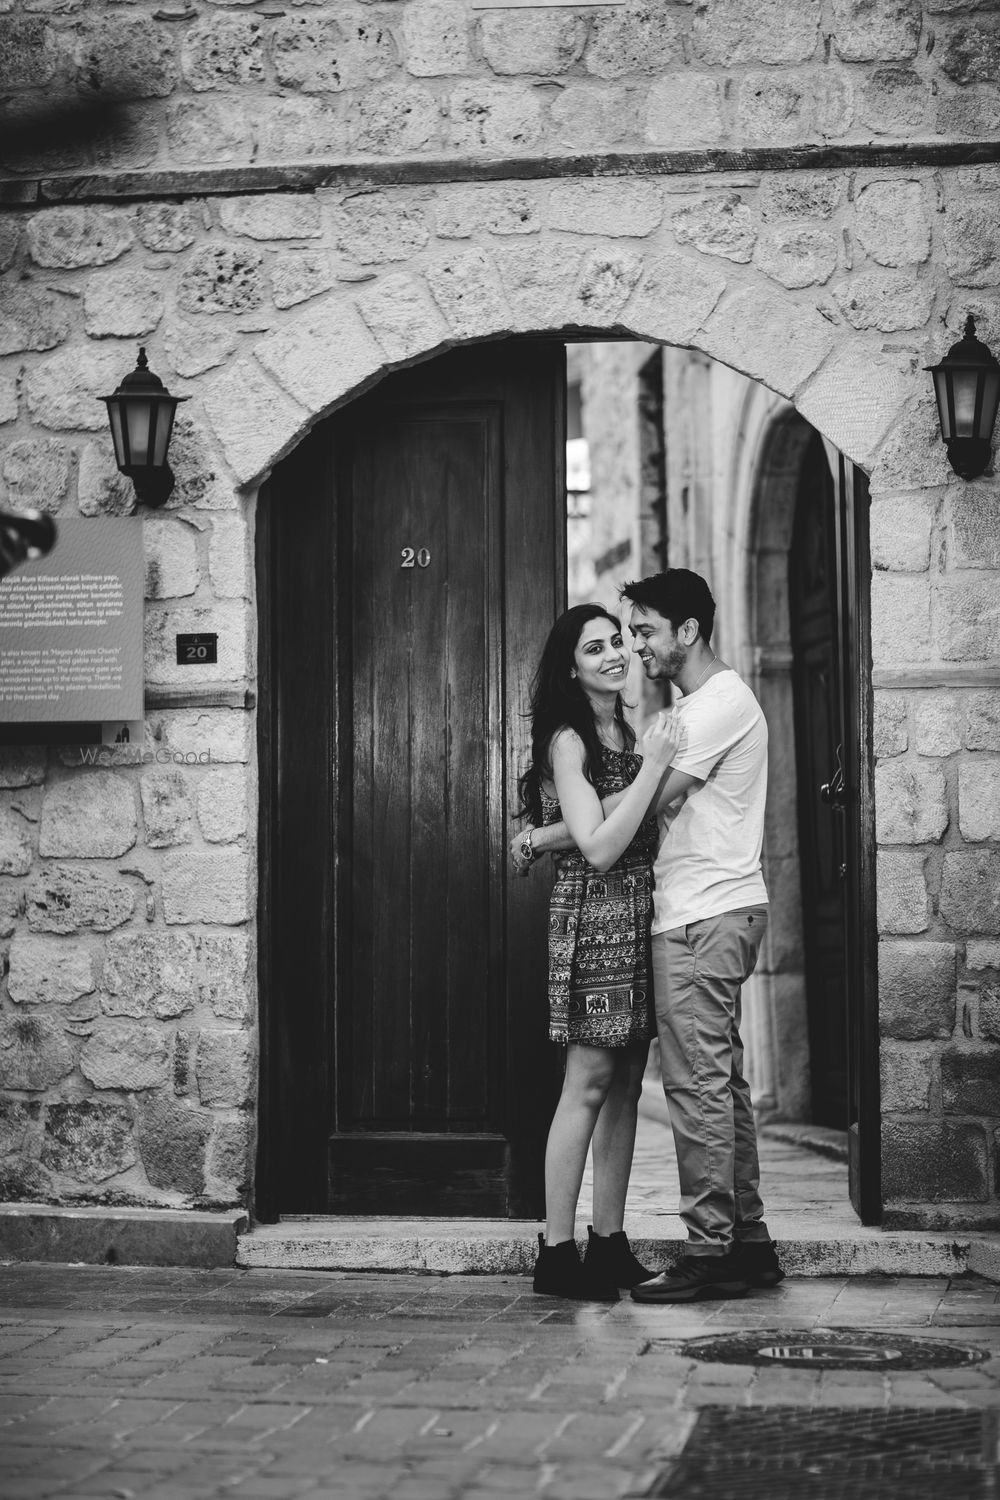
[691,654,718,693]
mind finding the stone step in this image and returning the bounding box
[236,1217,1000,1282]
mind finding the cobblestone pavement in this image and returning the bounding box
[0,1262,998,1499]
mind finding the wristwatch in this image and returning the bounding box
[519,829,537,864]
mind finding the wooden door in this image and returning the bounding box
[789,435,879,1223]
[256,342,566,1219]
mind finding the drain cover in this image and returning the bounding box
[647,1407,997,1499]
[673,1328,990,1371]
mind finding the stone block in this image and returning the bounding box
[71,14,177,98]
[8,932,95,1007]
[880,1044,933,1110]
[202,356,305,488]
[881,1120,988,1202]
[254,302,383,413]
[178,244,265,316]
[854,180,930,266]
[870,494,934,572]
[41,1100,136,1184]
[480,10,586,75]
[494,244,583,333]
[162,320,237,381]
[427,247,510,339]
[208,514,248,601]
[434,185,541,240]
[218,195,320,242]
[735,74,808,145]
[26,865,135,933]
[138,1094,210,1196]
[0,284,70,356]
[940,851,1000,935]
[944,1045,1000,1115]
[550,82,640,150]
[831,0,921,61]
[959,758,1000,842]
[586,4,685,76]
[207,1114,252,1200]
[0,1015,74,1090]
[0,883,20,940]
[870,574,931,667]
[140,766,197,847]
[40,772,136,858]
[913,693,962,757]
[0,376,16,426]
[754,226,838,289]
[859,66,929,134]
[84,270,164,343]
[181,16,264,91]
[941,22,1000,84]
[831,267,934,332]
[0,222,19,275]
[168,97,255,166]
[25,345,130,433]
[980,979,1000,1041]
[164,414,235,513]
[877,851,928,934]
[163,848,250,926]
[195,1029,255,1107]
[700,286,836,399]
[874,691,908,757]
[937,576,1000,662]
[948,488,1000,569]
[550,180,662,240]
[0,750,45,789]
[0,18,57,90]
[623,250,726,348]
[0,1203,248,1267]
[878,939,956,1038]
[346,83,440,156]
[692,0,820,64]
[759,175,843,221]
[0,1099,39,1158]
[0,801,32,876]
[870,394,953,491]
[0,439,71,513]
[81,1019,171,1092]
[136,204,198,254]
[943,195,1000,288]
[571,249,643,327]
[148,709,250,765]
[196,767,247,844]
[76,442,135,518]
[800,345,911,467]
[272,13,396,91]
[646,74,725,146]
[103,931,197,1020]
[336,195,429,265]
[199,932,252,1022]
[876,760,948,845]
[355,272,448,365]
[271,251,333,310]
[402,0,471,77]
[967,941,1000,972]
[445,83,543,154]
[146,605,248,689]
[937,84,1000,139]
[143,518,199,601]
[26,207,134,270]
[672,193,755,263]
[967,692,1000,751]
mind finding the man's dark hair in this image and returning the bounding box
[620,569,716,645]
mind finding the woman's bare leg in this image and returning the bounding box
[590,1042,649,1236]
[544,1045,616,1244]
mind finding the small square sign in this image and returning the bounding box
[176,632,218,666]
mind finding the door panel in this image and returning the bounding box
[257,341,566,1219]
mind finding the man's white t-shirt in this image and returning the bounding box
[652,668,769,934]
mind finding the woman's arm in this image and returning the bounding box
[546,716,677,873]
[512,760,698,871]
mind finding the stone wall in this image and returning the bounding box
[0,0,998,1223]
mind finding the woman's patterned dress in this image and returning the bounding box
[542,745,657,1048]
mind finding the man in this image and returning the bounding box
[514,569,783,1302]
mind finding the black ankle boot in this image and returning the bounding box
[532,1234,619,1302]
[584,1226,656,1288]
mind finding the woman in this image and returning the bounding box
[518,604,677,1302]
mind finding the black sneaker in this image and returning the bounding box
[532,1234,619,1302]
[734,1238,785,1287]
[630,1252,749,1303]
[584,1226,656,1288]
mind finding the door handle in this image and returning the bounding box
[820,744,846,809]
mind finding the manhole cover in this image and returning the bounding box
[647,1407,997,1499]
[672,1328,989,1371]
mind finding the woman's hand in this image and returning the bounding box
[641,708,681,774]
[510,825,536,877]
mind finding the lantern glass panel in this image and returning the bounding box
[980,367,1000,441]
[106,401,127,469]
[151,401,177,468]
[125,397,155,468]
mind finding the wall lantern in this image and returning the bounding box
[926,314,1000,481]
[101,347,188,508]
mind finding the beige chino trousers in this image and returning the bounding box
[651,906,771,1256]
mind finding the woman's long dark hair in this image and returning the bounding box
[517,604,633,826]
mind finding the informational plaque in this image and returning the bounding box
[0,518,143,725]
